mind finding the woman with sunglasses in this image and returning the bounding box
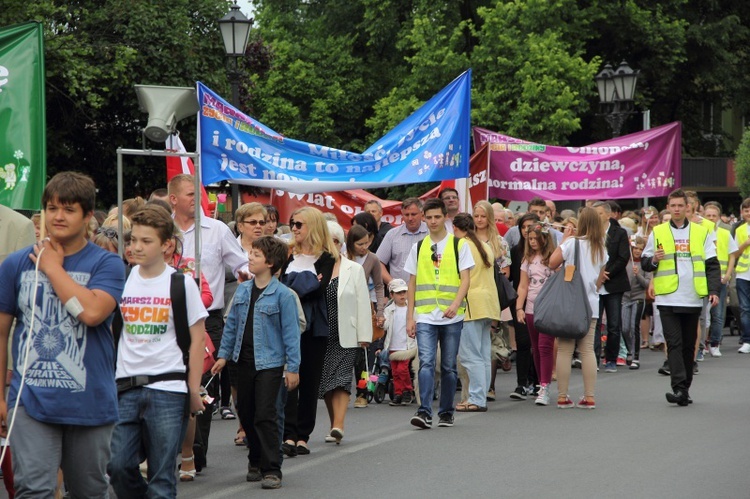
[280,207,337,455]
[452,213,501,412]
[236,203,269,255]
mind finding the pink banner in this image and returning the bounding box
[473,122,681,201]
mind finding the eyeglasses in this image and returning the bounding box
[241,219,267,227]
[290,221,306,230]
[430,243,438,263]
[96,227,118,240]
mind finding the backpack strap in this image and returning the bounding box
[171,272,191,368]
[453,234,460,275]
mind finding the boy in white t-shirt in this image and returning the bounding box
[383,279,417,406]
[108,205,208,498]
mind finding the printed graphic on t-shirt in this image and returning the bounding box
[674,238,690,259]
[17,271,90,392]
[121,296,171,341]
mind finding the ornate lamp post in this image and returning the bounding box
[595,61,640,137]
[219,4,252,213]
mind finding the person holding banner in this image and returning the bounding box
[280,207,337,455]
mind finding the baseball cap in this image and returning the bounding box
[389,278,408,293]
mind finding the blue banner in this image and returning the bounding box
[198,70,471,193]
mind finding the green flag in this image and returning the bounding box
[0,22,45,210]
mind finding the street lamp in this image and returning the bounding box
[219,4,253,213]
[595,60,640,137]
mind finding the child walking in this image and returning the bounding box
[109,205,208,498]
[212,236,301,490]
[515,223,557,406]
[382,279,417,406]
[622,237,651,370]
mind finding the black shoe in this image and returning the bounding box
[657,361,671,376]
[687,395,693,404]
[509,386,527,400]
[192,443,206,472]
[246,466,262,482]
[296,443,310,455]
[410,410,432,429]
[666,390,689,406]
[402,391,413,405]
[693,362,699,375]
[281,442,298,458]
[438,413,454,427]
[389,395,403,406]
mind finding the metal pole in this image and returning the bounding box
[230,57,241,214]
[194,153,202,283]
[117,149,124,258]
[643,110,651,210]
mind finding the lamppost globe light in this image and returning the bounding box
[613,60,639,102]
[595,63,615,104]
[219,4,252,57]
[595,60,641,138]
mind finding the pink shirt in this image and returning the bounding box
[520,254,554,314]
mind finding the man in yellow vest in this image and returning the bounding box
[641,189,721,406]
[732,198,750,354]
[405,198,473,428]
[703,202,739,357]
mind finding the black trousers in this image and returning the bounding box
[510,301,537,387]
[236,362,284,477]
[658,306,700,392]
[194,311,224,461]
[283,334,327,443]
[595,293,623,364]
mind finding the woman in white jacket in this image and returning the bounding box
[318,221,373,444]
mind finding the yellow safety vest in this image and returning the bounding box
[414,234,466,315]
[715,227,731,273]
[652,222,708,297]
[735,224,750,273]
[700,217,715,232]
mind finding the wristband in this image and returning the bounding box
[65,296,84,318]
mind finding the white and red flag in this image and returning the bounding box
[165,135,211,216]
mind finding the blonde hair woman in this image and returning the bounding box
[473,201,510,271]
[548,207,608,409]
[280,207,337,455]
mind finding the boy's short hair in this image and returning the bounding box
[668,188,688,204]
[130,205,175,243]
[251,236,289,275]
[422,197,446,215]
[42,171,96,214]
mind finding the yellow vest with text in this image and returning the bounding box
[714,227,731,273]
[415,234,466,315]
[652,222,708,296]
[735,224,750,273]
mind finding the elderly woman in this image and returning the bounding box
[318,221,372,443]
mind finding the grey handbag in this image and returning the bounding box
[533,238,593,339]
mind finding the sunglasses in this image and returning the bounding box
[242,219,267,226]
[96,227,118,240]
[290,221,306,230]
[430,243,438,263]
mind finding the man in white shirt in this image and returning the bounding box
[405,198,473,429]
[641,189,720,406]
[168,174,249,466]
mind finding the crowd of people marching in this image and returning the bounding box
[0,170,741,497]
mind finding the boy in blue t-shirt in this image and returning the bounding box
[0,172,125,498]
[213,236,301,490]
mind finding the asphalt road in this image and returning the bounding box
[176,340,750,499]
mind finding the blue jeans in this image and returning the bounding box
[458,319,491,407]
[736,279,750,343]
[416,321,463,417]
[109,387,188,499]
[709,283,728,346]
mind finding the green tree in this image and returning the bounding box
[735,127,750,199]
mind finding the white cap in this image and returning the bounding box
[389,278,408,293]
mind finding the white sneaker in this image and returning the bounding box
[738,343,750,354]
[709,346,722,357]
[535,385,550,406]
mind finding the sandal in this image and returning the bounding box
[455,401,469,411]
[220,407,236,420]
[457,403,487,412]
[234,429,246,446]
[179,456,196,482]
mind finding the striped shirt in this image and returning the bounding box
[376,222,428,282]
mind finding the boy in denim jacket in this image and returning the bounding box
[213,236,301,489]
